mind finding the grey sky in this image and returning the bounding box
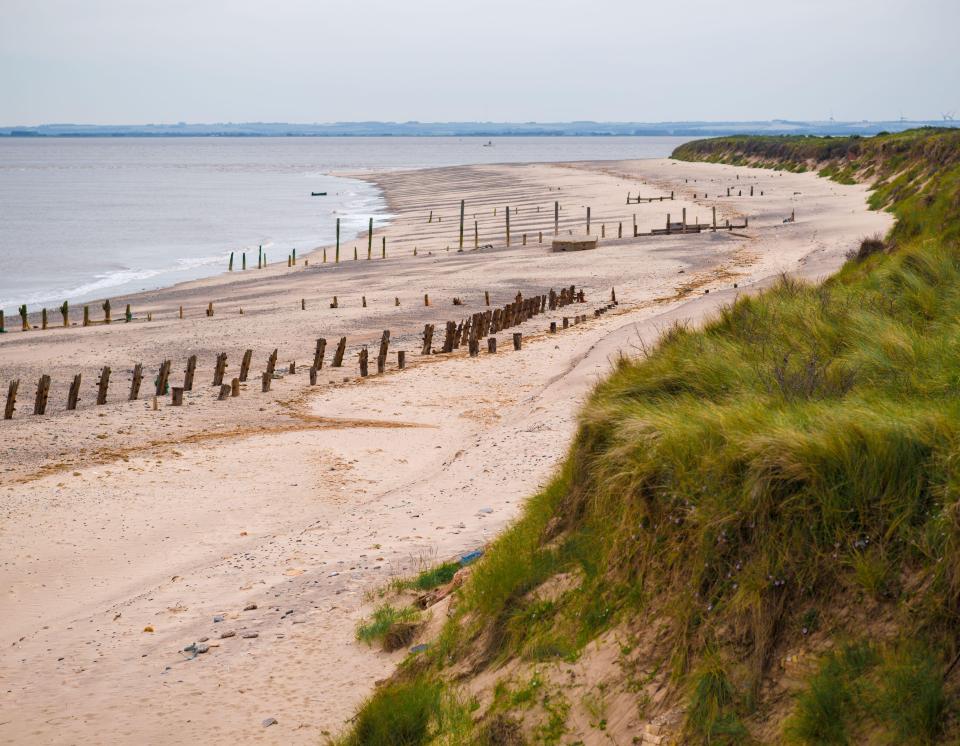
[1,0,957,125]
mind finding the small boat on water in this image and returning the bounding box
[311,191,327,196]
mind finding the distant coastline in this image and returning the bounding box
[3,120,958,138]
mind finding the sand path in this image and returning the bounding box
[0,158,890,743]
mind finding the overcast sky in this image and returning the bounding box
[1,0,957,125]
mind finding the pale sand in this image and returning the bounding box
[0,158,890,744]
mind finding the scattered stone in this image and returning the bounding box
[143,626,154,633]
[242,632,259,639]
[220,630,236,639]
[478,507,494,514]
[243,603,257,611]
[262,718,278,728]
[198,637,209,643]
[195,643,210,654]
[213,615,224,623]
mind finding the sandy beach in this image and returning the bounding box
[0,157,891,744]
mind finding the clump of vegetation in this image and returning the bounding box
[785,640,946,744]
[845,233,886,263]
[339,128,960,743]
[411,561,461,591]
[356,603,421,650]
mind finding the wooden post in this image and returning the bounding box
[367,217,373,259]
[382,236,386,258]
[336,217,340,263]
[487,337,497,354]
[330,295,338,309]
[213,353,228,386]
[40,308,47,330]
[65,373,82,410]
[459,199,465,249]
[83,306,90,327]
[96,367,111,405]
[397,350,406,369]
[424,293,430,307]
[183,355,197,390]
[682,208,687,231]
[103,299,111,324]
[442,321,456,353]
[309,367,318,385]
[0,310,4,333]
[217,384,231,400]
[261,371,271,392]
[129,363,143,400]
[239,349,252,382]
[33,374,50,415]
[231,378,240,397]
[301,298,306,310]
[362,296,367,308]
[712,206,717,230]
[485,290,490,306]
[612,287,617,304]
[513,333,522,350]
[4,380,19,419]
[428,209,433,223]
[666,214,671,235]
[422,324,434,354]
[313,339,327,370]
[359,348,369,377]
[206,302,214,317]
[156,360,171,396]
[19,305,28,331]
[550,321,557,333]
[505,206,510,247]
[229,251,234,271]
[125,304,132,322]
[332,337,347,367]
[242,253,246,270]
[289,360,296,375]
[377,330,390,371]
[554,201,559,235]
[171,386,184,405]
[474,220,478,248]
[563,317,569,329]
[586,207,591,235]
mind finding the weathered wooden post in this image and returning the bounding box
[129,364,143,400]
[382,236,386,258]
[367,217,373,259]
[0,310,4,333]
[487,337,497,354]
[231,378,240,397]
[377,330,390,373]
[611,287,617,304]
[422,323,434,354]
[206,302,214,317]
[336,217,340,263]
[4,380,19,419]
[171,386,184,405]
[67,373,82,410]
[235,349,251,382]
[309,367,318,385]
[442,321,456,353]
[712,206,717,230]
[242,253,246,270]
[301,298,306,310]
[103,299,111,324]
[41,308,48,330]
[96,367,111,405]
[156,360,171,396]
[505,206,510,247]
[474,220,479,248]
[362,296,367,308]
[330,296,338,308]
[424,293,430,307]
[332,337,347,367]
[550,321,557,333]
[19,304,28,331]
[459,199,465,249]
[33,375,50,415]
[354,247,358,260]
[212,353,228,386]
[428,209,433,223]
[313,339,327,370]
[83,306,90,327]
[666,214,671,235]
[217,383,231,400]
[586,207,591,235]
[397,351,406,369]
[183,355,197,391]
[563,317,569,329]
[229,251,234,271]
[288,360,296,375]
[513,333,522,350]
[261,371,271,392]
[125,304,132,322]
[682,207,687,232]
[554,201,559,235]
[359,348,369,377]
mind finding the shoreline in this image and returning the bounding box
[0,156,890,743]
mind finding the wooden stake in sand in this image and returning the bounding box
[261,371,271,393]
[67,373,82,410]
[239,349,253,382]
[367,217,373,259]
[421,324,434,354]
[377,330,390,373]
[156,360,171,396]
[102,299,111,325]
[313,338,327,370]
[83,306,90,327]
[309,367,318,385]
[359,348,369,377]
[212,353,228,386]
[554,201,559,235]
[459,199,465,249]
[4,380,19,419]
[129,364,143,400]
[229,252,234,271]
[586,207,591,235]
[96,367,111,405]
[442,321,456,353]
[0,310,4,334]
[231,378,240,397]
[474,221,478,249]
[336,218,340,263]
[33,375,50,415]
[41,308,48,330]
[217,383,231,400]
[487,337,497,354]
[332,337,347,367]
[424,293,430,307]
[505,206,511,247]
[184,355,198,391]
[171,386,184,406]
[19,305,28,331]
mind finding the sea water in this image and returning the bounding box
[0,136,689,312]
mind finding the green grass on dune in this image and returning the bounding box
[336,128,960,744]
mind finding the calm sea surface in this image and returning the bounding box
[0,136,690,312]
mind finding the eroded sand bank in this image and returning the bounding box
[0,158,890,744]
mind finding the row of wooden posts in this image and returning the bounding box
[0,299,140,334]
[3,284,595,420]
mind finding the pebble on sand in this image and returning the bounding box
[262,718,278,728]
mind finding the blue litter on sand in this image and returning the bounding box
[409,644,428,654]
[459,550,483,566]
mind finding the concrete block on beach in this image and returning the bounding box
[552,237,598,252]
